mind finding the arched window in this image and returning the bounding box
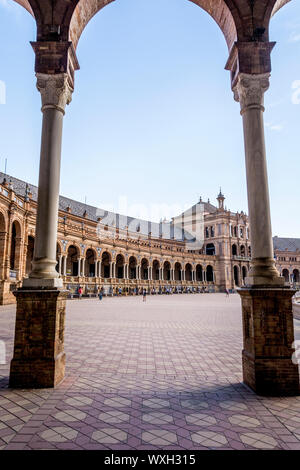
[234,266,240,286]
[206,265,214,282]
[232,244,237,256]
[206,243,215,256]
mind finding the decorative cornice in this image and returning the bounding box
[36,73,73,114]
[233,73,270,114]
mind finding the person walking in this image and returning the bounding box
[225,288,229,297]
[99,290,103,301]
[143,289,147,302]
[78,286,83,300]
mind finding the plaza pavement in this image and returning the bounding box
[0,293,300,450]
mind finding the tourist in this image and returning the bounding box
[225,288,229,297]
[143,289,147,302]
[78,286,83,299]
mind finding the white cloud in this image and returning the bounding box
[292,80,300,104]
[289,31,300,43]
[265,122,283,132]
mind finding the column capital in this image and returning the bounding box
[36,73,73,114]
[233,73,270,114]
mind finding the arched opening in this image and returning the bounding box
[85,248,96,277]
[282,268,290,283]
[185,263,192,282]
[242,266,247,283]
[153,260,160,280]
[56,242,61,273]
[141,258,149,280]
[174,262,182,281]
[293,269,300,283]
[196,264,203,281]
[25,236,34,275]
[206,265,214,283]
[129,256,137,279]
[0,212,6,277]
[10,221,22,274]
[116,254,125,279]
[240,245,245,257]
[163,261,171,281]
[67,245,80,276]
[248,246,251,258]
[101,251,111,278]
[232,244,237,256]
[233,265,240,286]
[206,243,215,256]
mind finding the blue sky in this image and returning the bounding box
[0,0,299,236]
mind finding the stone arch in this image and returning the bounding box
[0,211,7,278]
[85,248,96,277]
[242,265,247,282]
[293,269,299,283]
[232,244,237,256]
[69,0,237,52]
[67,244,80,276]
[101,250,112,278]
[282,268,290,283]
[233,265,240,286]
[174,262,182,281]
[185,262,193,282]
[141,258,149,280]
[206,265,214,283]
[206,243,215,256]
[10,219,22,274]
[163,260,171,281]
[240,245,246,257]
[116,253,125,279]
[196,264,203,281]
[26,235,35,275]
[152,259,160,281]
[129,255,137,279]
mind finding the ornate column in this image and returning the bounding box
[24,74,73,287]
[77,258,81,277]
[233,74,283,287]
[233,73,299,395]
[63,255,67,276]
[10,73,72,388]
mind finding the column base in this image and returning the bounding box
[9,287,67,389]
[239,287,300,396]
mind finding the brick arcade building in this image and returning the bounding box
[0,172,298,305]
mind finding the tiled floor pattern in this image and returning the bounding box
[0,294,300,450]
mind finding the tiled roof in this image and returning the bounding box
[0,172,191,241]
[273,236,300,252]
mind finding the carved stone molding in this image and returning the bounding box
[233,73,270,114]
[36,73,73,114]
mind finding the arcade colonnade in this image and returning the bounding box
[9,0,299,396]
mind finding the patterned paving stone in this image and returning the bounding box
[240,433,278,449]
[190,431,228,448]
[185,413,217,426]
[219,400,248,411]
[228,414,261,428]
[92,428,127,444]
[180,400,209,410]
[142,429,178,446]
[98,411,130,424]
[64,396,93,407]
[39,427,78,443]
[142,399,170,409]
[54,410,87,422]
[142,412,174,425]
[103,397,131,408]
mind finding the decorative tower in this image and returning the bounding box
[217,188,225,210]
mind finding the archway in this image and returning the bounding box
[85,248,96,277]
[141,258,149,280]
[67,245,80,276]
[25,236,34,275]
[129,256,137,280]
[185,263,192,282]
[206,243,215,256]
[196,264,203,281]
[206,265,214,283]
[232,244,237,256]
[174,262,182,281]
[233,265,240,286]
[101,251,111,278]
[163,261,171,281]
[293,269,300,283]
[282,268,290,283]
[10,220,22,276]
[116,254,125,279]
[152,260,160,280]
[242,266,247,283]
